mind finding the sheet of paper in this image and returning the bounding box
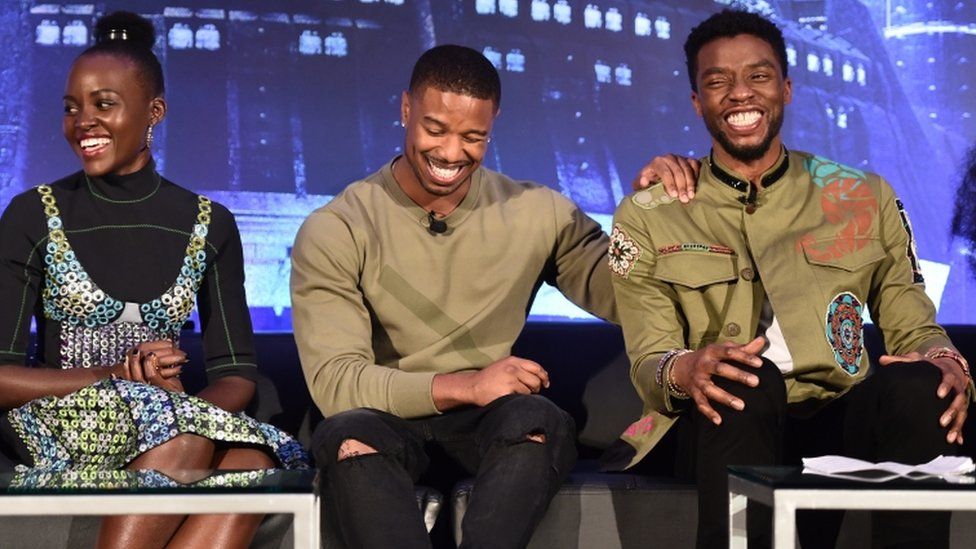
[802,455,975,483]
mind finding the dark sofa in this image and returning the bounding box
[2,323,974,548]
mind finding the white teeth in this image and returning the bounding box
[80,137,110,149]
[726,111,761,127]
[427,160,462,181]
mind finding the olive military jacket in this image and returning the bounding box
[608,149,956,469]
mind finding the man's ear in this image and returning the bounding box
[783,77,793,106]
[400,91,411,127]
[690,91,703,118]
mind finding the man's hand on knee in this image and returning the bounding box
[432,356,549,410]
[671,337,765,426]
[338,439,378,461]
[881,351,971,445]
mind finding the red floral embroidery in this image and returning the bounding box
[797,172,877,261]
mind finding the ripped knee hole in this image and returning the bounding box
[525,433,546,444]
[337,439,378,461]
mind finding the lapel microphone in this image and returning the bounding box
[428,211,448,234]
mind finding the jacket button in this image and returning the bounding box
[726,322,741,336]
[740,268,755,281]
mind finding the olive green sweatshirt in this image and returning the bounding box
[291,159,616,419]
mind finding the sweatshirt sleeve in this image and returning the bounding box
[545,190,618,324]
[290,208,437,418]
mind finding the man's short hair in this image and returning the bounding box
[409,45,501,110]
[684,10,788,92]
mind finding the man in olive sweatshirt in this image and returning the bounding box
[291,45,616,548]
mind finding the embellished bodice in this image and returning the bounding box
[37,184,212,368]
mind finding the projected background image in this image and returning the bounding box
[1,0,974,331]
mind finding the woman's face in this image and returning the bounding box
[62,53,165,177]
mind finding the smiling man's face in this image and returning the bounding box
[399,86,496,200]
[691,33,792,165]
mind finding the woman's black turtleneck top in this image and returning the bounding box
[0,160,257,382]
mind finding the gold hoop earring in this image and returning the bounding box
[145,125,154,149]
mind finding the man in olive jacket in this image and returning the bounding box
[609,10,971,548]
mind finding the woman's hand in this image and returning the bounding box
[116,340,186,393]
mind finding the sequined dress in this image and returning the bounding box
[0,162,307,470]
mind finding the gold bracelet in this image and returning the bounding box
[925,347,971,378]
[665,352,691,399]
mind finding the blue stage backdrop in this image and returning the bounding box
[1,0,974,331]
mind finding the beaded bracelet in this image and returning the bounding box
[665,357,690,400]
[925,347,971,378]
[655,349,686,388]
[656,349,692,399]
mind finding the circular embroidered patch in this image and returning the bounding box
[609,225,642,278]
[825,291,864,376]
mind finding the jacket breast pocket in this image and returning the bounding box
[653,252,739,289]
[801,237,885,295]
[801,237,885,271]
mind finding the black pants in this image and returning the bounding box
[680,359,953,549]
[312,394,577,549]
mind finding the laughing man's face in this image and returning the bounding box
[691,33,792,164]
[400,86,496,200]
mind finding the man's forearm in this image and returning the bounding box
[431,370,476,411]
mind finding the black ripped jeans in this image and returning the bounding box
[312,394,577,549]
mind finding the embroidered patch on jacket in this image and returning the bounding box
[658,243,734,256]
[631,189,675,210]
[623,416,654,437]
[609,225,642,278]
[825,291,864,376]
[797,155,878,262]
[895,198,925,285]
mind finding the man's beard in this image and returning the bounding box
[706,111,784,163]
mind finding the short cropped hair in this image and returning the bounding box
[408,45,501,110]
[684,10,788,92]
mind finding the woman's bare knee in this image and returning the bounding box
[129,434,214,471]
[213,447,275,469]
[337,439,377,461]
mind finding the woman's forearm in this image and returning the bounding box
[0,363,119,409]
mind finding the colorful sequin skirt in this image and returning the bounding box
[5,378,308,471]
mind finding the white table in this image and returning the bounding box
[0,469,320,549]
[728,465,976,549]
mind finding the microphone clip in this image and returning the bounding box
[427,211,448,234]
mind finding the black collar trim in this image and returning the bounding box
[708,147,790,193]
